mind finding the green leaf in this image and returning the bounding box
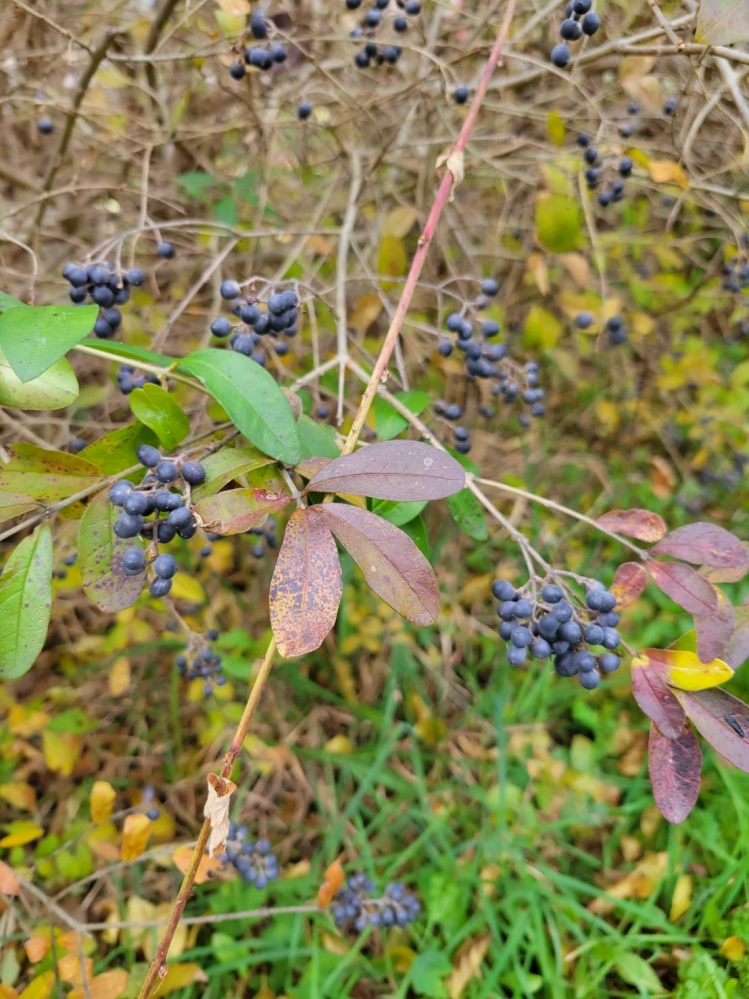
[0,304,98,382]
[614,952,666,993]
[0,490,39,523]
[373,391,430,441]
[0,347,79,411]
[523,304,562,351]
[446,487,488,540]
[48,708,97,734]
[190,444,275,502]
[401,514,430,558]
[297,415,340,459]
[81,423,160,475]
[234,171,261,205]
[213,196,238,226]
[176,171,217,200]
[129,383,190,449]
[0,525,53,680]
[535,193,581,253]
[546,110,566,147]
[371,498,427,526]
[78,490,144,613]
[178,349,300,464]
[0,291,25,311]
[0,445,101,503]
[696,0,749,44]
[410,951,451,997]
[378,235,408,278]
[83,340,173,368]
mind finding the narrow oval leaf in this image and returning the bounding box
[297,415,340,460]
[0,444,101,503]
[269,507,342,657]
[178,349,301,464]
[695,591,734,664]
[644,647,734,692]
[121,813,152,862]
[610,561,648,608]
[724,605,749,670]
[78,490,144,613]
[305,440,465,501]
[190,444,274,502]
[192,487,290,535]
[651,522,748,569]
[647,560,719,615]
[445,487,488,541]
[0,303,98,382]
[631,656,686,739]
[315,504,440,625]
[597,509,667,542]
[0,525,52,680]
[129,383,190,449]
[696,0,749,45]
[535,193,581,253]
[85,340,172,367]
[0,490,39,523]
[0,347,79,411]
[371,498,426,527]
[673,686,749,773]
[648,722,702,824]
[81,423,160,475]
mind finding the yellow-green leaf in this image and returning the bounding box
[535,193,581,253]
[546,110,566,147]
[0,821,44,848]
[646,647,734,691]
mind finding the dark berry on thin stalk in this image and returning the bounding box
[298,101,313,120]
[551,44,570,68]
[150,577,172,598]
[153,554,177,579]
[155,460,179,483]
[156,242,175,259]
[137,444,161,468]
[181,461,206,485]
[453,85,469,104]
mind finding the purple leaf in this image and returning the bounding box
[694,591,734,663]
[647,560,719,615]
[597,508,667,542]
[674,686,749,773]
[631,657,686,739]
[648,722,702,824]
[652,522,748,569]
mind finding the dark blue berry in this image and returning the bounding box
[582,11,600,34]
[552,602,573,623]
[220,280,240,300]
[298,101,313,120]
[153,554,177,579]
[559,620,582,644]
[454,86,469,104]
[481,278,499,296]
[124,491,149,516]
[155,460,179,483]
[514,598,533,618]
[507,645,526,666]
[555,653,577,677]
[601,628,620,650]
[157,241,175,259]
[491,579,516,601]
[150,577,172,598]
[583,624,604,646]
[599,653,621,674]
[181,461,206,485]
[137,444,161,468]
[540,583,563,603]
[560,18,582,40]
[551,44,570,68]
[122,549,145,573]
[114,513,144,539]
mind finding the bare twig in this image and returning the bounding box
[336,150,363,426]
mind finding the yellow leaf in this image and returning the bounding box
[377,235,407,278]
[143,904,188,962]
[546,110,566,147]
[527,252,549,296]
[0,782,36,811]
[109,657,131,696]
[349,294,383,332]
[120,814,152,861]
[670,874,692,920]
[720,936,746,961]
[172,846,223,885]
[324,734,355,754]
[645,648,734,691]
[216,0,250,12]
[0,859,20,894]
[0,986,18,999]
[124,897,156,947]
[447,934,491,998]
[169,573,206,604]
[0,821,44,848]
[18,973,55,999]
[24,936,50,963]
[382,206,417,238]
[42,730,82,777]
[58,954,92,985]
[386,945,416,973]
[560,252,591,287]
[157,964,208,995]
[91,781,116,823]
[214,10,245,34]
[589,852,667,914]
[8,705,49,736]
[648,161,689,188]
[69,970,128,999]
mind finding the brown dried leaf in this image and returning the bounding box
[648,722,701,824]
[305,441,465,501]
[652,522,748,569]
[172,846,223,885]
[648,160,689,187]
[203,774,237,858]
[269,507,342,658]
[317,858,345,907]
[0,860,20,896]
[315,504,440,625]
[23,936,50,964]
[69,970,128,999]
[447,934,491,999]
[611,561,648,608]
[597,509,666,542]
[647,560,719,615]
[192,487,290,536]
[631,656,686,739]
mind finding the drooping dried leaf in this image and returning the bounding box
[611,561,648,608]
[588,851,667,914]
[597,509,666,542]
[315,505,440,625]
[644,647,733,692]
[447,934,491,999]
[58,954,92,986]
[172,845,224,885]
[652,522,748,570]
[724,604,749,670]
[317,858,345,907]
[648,722,701,824]
[304,441,465,501]
[695,591,734,663]
[269,507,342,657]
[630,656,686,739]
[192,487,290,536]
[90,781,116,823]
[673,686,749,773]
[203,773,237,857]
[647,560,719,615]
[121,813,152,862]
[0,860,20,895]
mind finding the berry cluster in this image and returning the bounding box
[110,445,208,597]
[229,11,288,80]
[552,0,600,68]
[175,630,226,696]
[492,578,622,690]
[722,258,749,295]
[576,135,631,208]
[116,364,161,395]
[331,873,421,932]
[62,260,144,339]
[574,310,627,346]
[210,281,299,364]
[348,0,421,69]
[222,824,280,888]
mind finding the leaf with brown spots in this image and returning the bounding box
[0,524,52,680]
[304,440,465,501]
[597,508,667,542]
[78,491,144,613]
[315,504,440,625]
[652,522,748,569]
[648,722,701,824]
[0,444,101,503]
[270,507,342,657]
[611,561,648,608]
[631,655,686,739]
[647,560,719,615]
[192,487,290,536]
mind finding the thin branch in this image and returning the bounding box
[336,150,362,426]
